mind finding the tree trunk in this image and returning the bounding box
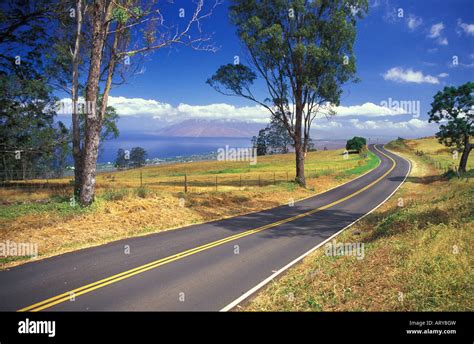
[459,140,472,173]
[80,119,101,205]
[79,0,110,206]
[294,101,305,186]
[295,140,305,186]
[72,0,82,197]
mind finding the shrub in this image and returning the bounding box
[102,188,130,201]
[135,186,154,198]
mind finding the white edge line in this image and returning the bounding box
[220,144,412,312]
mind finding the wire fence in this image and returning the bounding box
[414,150,472,179]
[0,164,355,195]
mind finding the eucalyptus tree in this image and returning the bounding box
[208,0,367,186]
[74,0,220,205]
[428,82,473,173]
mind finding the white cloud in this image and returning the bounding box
[407,15,422,30]
[57,95,441,138]
[333,102,407,117]
[438,72,449,78]
[175,103,269,123]
[382,67,439,84]
[437,37,448,46]
[343,118,433,131]
[457,19,474,36]
[107,96,176,117]
[427,22,448,45]
[428,22,444,38]
[369,0,381,8]
[58,96,270,123]
[57,96,423,125]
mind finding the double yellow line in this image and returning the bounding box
[19,145,396,312]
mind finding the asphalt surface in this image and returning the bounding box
[0,144,410,311]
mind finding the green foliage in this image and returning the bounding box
[101,188,130,201]
[346,136,367,152]
[115,149,129,169]
[251,120,294,156]
[112,7,131,24]
[428,82,473,150]
[206,64,257,96]
[0,198,95,220]
[135,186,154,198]
[130,147,148,167]
[208,0,368,183]
[252,129,269,156]
[428,82,473,172]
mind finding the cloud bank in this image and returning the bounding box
[382,67,439,84]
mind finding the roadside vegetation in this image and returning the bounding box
[243,137,473,311]
[0,148,378,269]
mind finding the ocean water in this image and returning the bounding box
[97,133,349,163]
[98,134,253,163]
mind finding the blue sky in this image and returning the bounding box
[60,0,474,140]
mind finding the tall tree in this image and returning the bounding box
[0,0,67,180]
[71,0,84,196]
[78,0,220,205]
[114,148,128,169]
[252,128,269,156]
[346,136,366,152]
[266,119,293,154]
[428,82,473,173]
[130,147,147,167]
[208,0,366,186]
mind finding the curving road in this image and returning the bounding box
[0,144,410,311]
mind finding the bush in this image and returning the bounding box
[102,188,130,201]
[346,136,367,152]
[135,186,154,198]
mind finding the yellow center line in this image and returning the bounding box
[18,145,396,312]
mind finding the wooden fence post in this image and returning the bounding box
[184,174,188,193]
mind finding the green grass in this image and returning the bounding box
[0,255,37,265]
[0,197,97,220]
[100,188,131,201]
[343,151,379,176]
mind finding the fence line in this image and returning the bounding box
[0,165,361,194]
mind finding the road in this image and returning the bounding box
[0,144,410,311]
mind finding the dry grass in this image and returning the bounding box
[243,138,473,311]
[405,136,474,172]
[0,148,370,201]
[0,148,378,269]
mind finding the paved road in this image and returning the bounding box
[0,144,410,311]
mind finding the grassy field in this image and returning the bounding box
[1,148,375,202]
[403,136,474,175]
[242,137,473,311]
[0,148,379,269]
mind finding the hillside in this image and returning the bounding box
[243,137,473,311]
[155,119,263,138]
